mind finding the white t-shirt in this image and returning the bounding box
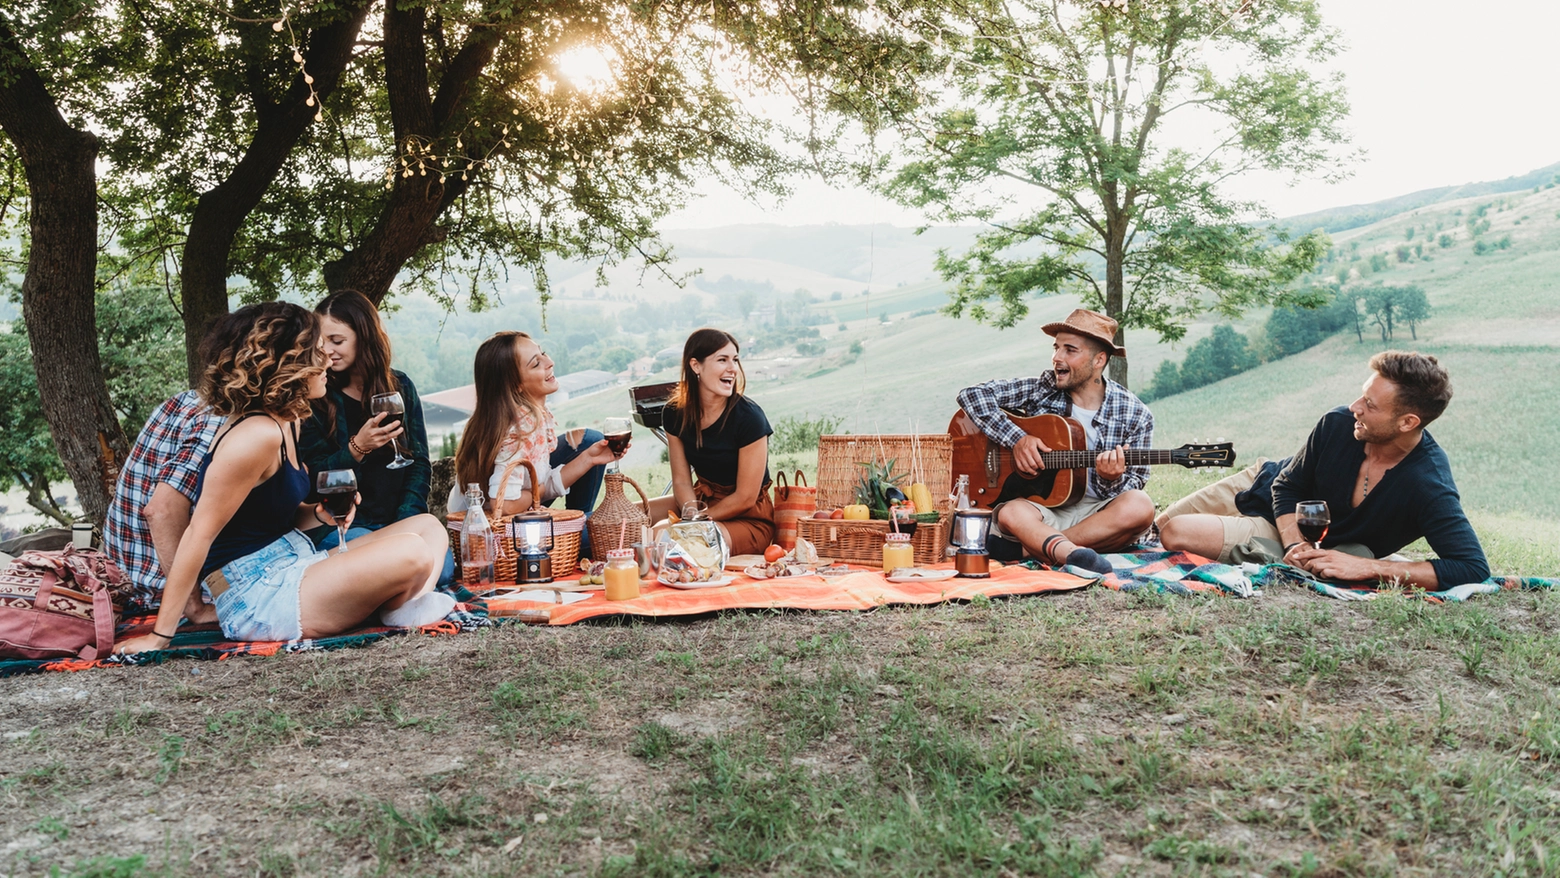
[1070,403,1103,499]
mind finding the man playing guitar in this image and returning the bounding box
[955,309,1156,574]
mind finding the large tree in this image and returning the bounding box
[0,8,128,524]
[876,0,1350,385]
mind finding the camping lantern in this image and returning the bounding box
[950,508,993,578]
[512,510,555,584]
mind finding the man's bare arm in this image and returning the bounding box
[142,484,192,576]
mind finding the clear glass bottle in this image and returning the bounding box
[953,474,971,511]
[460,483,497,588]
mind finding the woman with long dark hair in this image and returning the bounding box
[299,290,435,553]
[450,331,622,528]
[115,302,453,654]
[659,327,775,555]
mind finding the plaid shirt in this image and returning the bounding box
[956,372,1155,499]
[103,391,221,610]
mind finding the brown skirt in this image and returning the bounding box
[694,479,776,556]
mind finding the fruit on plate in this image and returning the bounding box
[764,544,787,563]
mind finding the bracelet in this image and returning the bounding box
[152,628,176,640]
[349,436,366,457]
[1283,541,1306,554]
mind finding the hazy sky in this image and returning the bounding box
[664,0,1560,228]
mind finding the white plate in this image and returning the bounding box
[658,575,737,589]
[886,569,959,583]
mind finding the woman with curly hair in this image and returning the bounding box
[449,332,623,549]
[116,302,453,654]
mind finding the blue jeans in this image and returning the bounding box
[311,521,457,589]
[551,429,607,556]
[209,530,326,641]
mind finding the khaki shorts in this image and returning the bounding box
[1155,459,1283,563]
[991,492,1119,540]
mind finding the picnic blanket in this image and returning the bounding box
[488,563,1093,625]
[0,597,491,678]
[1057,551,1559,603]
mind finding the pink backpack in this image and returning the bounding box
[0,547,134,661]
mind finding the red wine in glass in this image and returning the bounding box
[1295,500,1330,546]
[371,391,414,470]
[316,469,358,552]
[602,417,631,472]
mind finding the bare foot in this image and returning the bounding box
[182,595,218,626]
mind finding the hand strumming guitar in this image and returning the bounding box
[1012,433,1053,475]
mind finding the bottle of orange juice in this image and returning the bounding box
[603,549,641,601]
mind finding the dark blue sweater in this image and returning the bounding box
[1235,407,1489,586]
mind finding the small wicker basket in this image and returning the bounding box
[446,458,584,584]
[587,472,651,559]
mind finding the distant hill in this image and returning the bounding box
[1279,160,1560,234]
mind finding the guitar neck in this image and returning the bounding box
[1038,449,1177,468]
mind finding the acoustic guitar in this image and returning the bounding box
[948,409,1236,509]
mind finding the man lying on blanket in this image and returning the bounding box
[1157,350,1489,588]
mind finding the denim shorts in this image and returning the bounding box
[206,530,327,642]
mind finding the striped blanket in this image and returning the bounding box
[0,588,491,678]
[1038,551,1558,603]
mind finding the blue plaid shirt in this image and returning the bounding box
[956,373,1155,500]
[104,391,221,610]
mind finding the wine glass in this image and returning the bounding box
[371,391,414,470]
[603,416,632,473]
[1295,500,1330,547]
[316,469,358,552]
[681,500,708,521]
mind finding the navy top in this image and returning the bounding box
[298,370,430,528]
[196,416,311,579]
[661,395,773,488]
[1235,407,1489,586]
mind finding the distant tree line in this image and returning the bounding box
[1142,285,1431,402]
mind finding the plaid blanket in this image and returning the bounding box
[1036,551,1559,603]
[0,585,491,678]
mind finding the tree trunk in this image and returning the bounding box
[178,3,373,382]
[1104,219,1129,388]
[0,20,126,525]
[324,2,493,304]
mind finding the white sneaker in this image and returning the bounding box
[381,591,457,628]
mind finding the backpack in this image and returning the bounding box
[0,547,134,661]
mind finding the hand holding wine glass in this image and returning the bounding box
[371,391,414,470]
[1295,500,1330,549]
[316,469,359,552]
[603,416,632,472]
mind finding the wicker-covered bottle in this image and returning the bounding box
[586,472,651,560]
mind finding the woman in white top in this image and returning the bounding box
[450,332,625,535]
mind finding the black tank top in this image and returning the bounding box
[196,415,311,578]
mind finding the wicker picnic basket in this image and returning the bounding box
[446,458,584,584]
[795,433,954,567]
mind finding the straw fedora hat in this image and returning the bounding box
[1041,308,1127,357]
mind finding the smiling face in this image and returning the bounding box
[692,343,741,401]
[320,315,357,375]
[1348,372,1419,443]
[1051,331,1106,392]
[515,337,558,401]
